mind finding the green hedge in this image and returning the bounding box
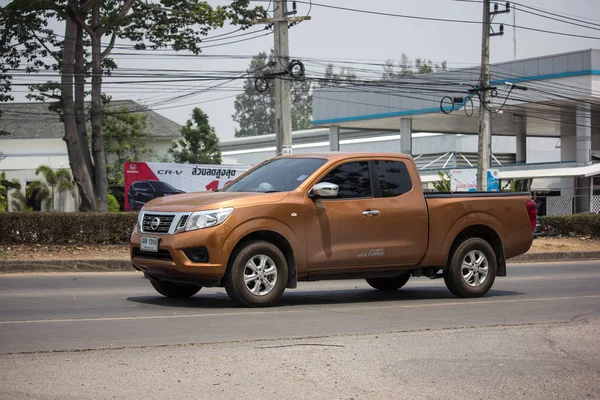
[540,214,600,238]
[0,212,138,244]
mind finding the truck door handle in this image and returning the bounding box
[362,210,380,217]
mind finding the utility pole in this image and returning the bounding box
[513,3,517,60]
[477,0,509,191]
[253,1,311,156]
[274,0,292,155]
[477,0,492,192]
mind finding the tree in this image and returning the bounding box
[433,171,451,192]
[233,52,275,138]
[0,177,6,212]
[506,178,532,192]
[1,1,266,211]
[0,172,21,212]
[9,189,30,212]
[169,108,222,165]
[316,64,357,88]
[103,101,155,209]
[32,165,75,211]
[291,77,312,131]
[233,50,313,137]
[103,102,154,190]
[382,53,448,79]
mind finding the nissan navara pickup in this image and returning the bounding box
[130,152,536,307]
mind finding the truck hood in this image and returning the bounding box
[141,191,290,212]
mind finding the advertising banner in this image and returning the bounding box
[124,162,250,211]
[450,168,499,192]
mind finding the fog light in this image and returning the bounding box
[183,247,209,263]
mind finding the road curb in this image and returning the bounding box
[0,259,135,274]
[2,251,600,274]
[509,251,600,263]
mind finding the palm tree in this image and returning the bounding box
[433,171,451,192]
[10,190,30,212]
[0,172,22,212]
[0,177,6,212]
[33,165,75,211]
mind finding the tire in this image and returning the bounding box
[150,279,201,298]
[366,273,411,291]
[444,237,497,298]
[225,241,288,307]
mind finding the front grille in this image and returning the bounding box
[142,214,175,233]
[133,248,174,261]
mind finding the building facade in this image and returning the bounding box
[0,100,182,211]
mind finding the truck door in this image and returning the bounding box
[304,160,387,269]
[373,160,428,265]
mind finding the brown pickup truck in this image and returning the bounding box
[130,152,536,307]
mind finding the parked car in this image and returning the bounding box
[130,152,536,307]
[128,180,185,210]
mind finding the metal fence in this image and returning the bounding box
[591,196,600,213]
[546,196,574,216]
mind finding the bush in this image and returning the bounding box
[107,194,120,212]
[0,212,138,244]
[540,214,600,238]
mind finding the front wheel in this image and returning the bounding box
[150,279,201,298]
[444,237,497,298]
[225,241,288,307]
[366,273,411,291]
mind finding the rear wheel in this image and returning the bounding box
[225,241,288,307]
[366,274,411,291]
[150,279,201,298]
[444,237,497,298]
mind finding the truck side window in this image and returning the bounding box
[320,161,372,199]
[375,160,412,197]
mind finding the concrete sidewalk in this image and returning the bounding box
[1,251,600,274]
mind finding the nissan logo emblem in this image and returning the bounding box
[151,217,161,230]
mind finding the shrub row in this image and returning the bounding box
[540,214,600,238]
[2,211,599,245]
[0,212,138,244]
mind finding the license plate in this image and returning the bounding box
[140,237,159,252]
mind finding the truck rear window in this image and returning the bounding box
[375,160,412,197]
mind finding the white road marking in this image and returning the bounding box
[1,294,599,325]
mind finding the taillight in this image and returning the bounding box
[526,199,537,231]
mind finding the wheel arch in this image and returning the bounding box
[447,225,506,277]
[226,230,297,288]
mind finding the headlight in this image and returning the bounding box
[185,207,234,231]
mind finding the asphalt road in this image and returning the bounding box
[0,261,599,399]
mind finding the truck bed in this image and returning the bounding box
[420,191,534,272]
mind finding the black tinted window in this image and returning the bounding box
[149,181,177,191]
[320,161,372,199]
[375,160,412,197]
[224,158,327,193]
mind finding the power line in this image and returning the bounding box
[511,1,600,28]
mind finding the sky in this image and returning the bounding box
[6,0,600,141]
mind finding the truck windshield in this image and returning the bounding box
[223,158,327,193]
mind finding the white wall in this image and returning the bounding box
[0,136,177,212]
[2,169,79,212]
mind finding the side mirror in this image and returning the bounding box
[309,182,339,198]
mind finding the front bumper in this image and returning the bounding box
[130,228,229,286]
